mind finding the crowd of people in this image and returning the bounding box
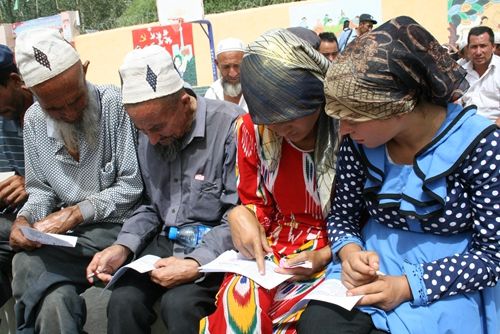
[0,10,498,334]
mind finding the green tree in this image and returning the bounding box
[0,0,295,32]
[0,0,130,31]
[115,0,296,28]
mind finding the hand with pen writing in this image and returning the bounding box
[338,243,380,289]
[228,205,272,275]
[274,247,332,281]
[86,244,131,284]
[33,205,83,234]
[338,242,412,311]
[0,175,28,209]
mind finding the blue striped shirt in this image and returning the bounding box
[0,118,24,176]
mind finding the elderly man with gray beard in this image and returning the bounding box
[204,37,248,111]
[8,29,143,333]
[86,45,243,334]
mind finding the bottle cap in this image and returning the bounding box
[168,226,179,240]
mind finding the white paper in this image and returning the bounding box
[20,226,78,247]
[0,171,15,182]
[199,250,293,290]
[287,278,363,316]
[104,254,161,290]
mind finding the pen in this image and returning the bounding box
[87,270,101,282]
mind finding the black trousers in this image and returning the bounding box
[297,301,388,334]
[0,214,15,308]
[107,234,223,334]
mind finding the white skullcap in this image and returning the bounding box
[119,45,184,105]
[215,38,245,57]
[15,28,80,88]
[495,32,500,45]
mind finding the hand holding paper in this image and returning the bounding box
[199,250,292,290]
[19,226,78,247]
[103,254,161,290]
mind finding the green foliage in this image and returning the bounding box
[0,0,295,32]
[204,0,295,13]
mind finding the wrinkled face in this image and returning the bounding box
[319,40,339,62]
[125,93,193,146]
[358,21,374,35]
[32,62,88,124]
[468,32,494,68]
[267,110,320,145]
[217,51,244,85]
[339,117,402,148]
[0,74,24,120]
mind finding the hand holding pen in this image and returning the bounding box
[86,244,131,284]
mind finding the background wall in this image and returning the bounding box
[76,0,450,87]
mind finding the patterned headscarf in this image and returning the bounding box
[241,29,329,125]
[324,16,469,121]
[240,29,339,217]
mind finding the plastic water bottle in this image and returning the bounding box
[168,225,211,248]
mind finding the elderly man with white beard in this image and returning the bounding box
[204,37,248,111]
[8,28,143,333]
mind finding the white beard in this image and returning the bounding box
[53,94,100,152]
[222,81,242,98]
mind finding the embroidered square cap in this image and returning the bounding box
[119,45,184,105]
[215,37,245,56]
[15,28,80,87]
[0,44,14,70]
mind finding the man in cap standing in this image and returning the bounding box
[0,44,33,309]
[86,45,242,334]
[204,37,248,111]
[9,28,143,333]
[337,13,377,52]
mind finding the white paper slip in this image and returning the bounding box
[286,278,363,317]
[199,250,293,290]
[20,226,78,247]
[306,278,363,310]
[0,171,15,182]
[104,254,161,290]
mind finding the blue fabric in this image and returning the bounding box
[328,221,498,333]
[0,118,24,175]
[358,103,493,219]
[326,104,499,333]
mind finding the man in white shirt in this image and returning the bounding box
[462,26,500,126]
[204,38,248,111]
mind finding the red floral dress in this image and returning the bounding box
[200,114,329,334]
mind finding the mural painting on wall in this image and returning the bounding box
[288,0,382,36]
[132,23,197,86]
[448,0,500,46]
[12,11,80,43]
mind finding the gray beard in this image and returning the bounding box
[53,95,100,153]
[222,81,242,98]
[154,139,182,162]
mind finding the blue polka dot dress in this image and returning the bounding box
[326,105,500,333]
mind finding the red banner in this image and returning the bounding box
[132,23,197,85]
